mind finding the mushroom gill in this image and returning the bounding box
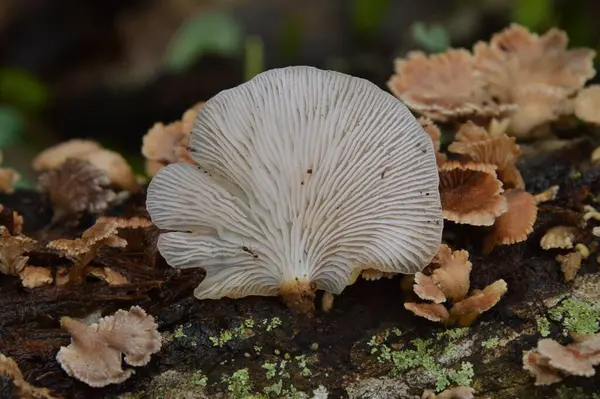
[147,66,443,313]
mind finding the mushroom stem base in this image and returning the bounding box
[280,279,316,315]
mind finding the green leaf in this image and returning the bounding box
[512,0,553,30]
[243,36,264,81]
[410,22,450,53]
[0,105,24,148]
[164,11,243,73]
[0,69,48,112]
[351,0,391,38]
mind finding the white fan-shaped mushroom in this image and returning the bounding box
[147,66,443,312]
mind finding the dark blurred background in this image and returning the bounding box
[1,0,599,185]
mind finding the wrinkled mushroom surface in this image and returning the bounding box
[147,66,443,312]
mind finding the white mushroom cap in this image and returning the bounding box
[147,66,442,304]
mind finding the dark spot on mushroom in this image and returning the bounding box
[426,192,430,196]
[301,181,304,185]
[307,169,313,174]
[242,246,249,252]
[253,254,259,259]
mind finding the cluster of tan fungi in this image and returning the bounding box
[389,24,597,138]
[523,333,600,385]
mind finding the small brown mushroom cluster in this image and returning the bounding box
[404,245,508,326]
[56,305,162,387]
[539,224,590,282]
[523,333,600,386]
[0,226,53,288]
[389,24,596,138]
[48,220,128,284]
[429,120,552,254]
[33,139,139,223]
[141,101,204,176]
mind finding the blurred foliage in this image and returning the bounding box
[0,69,48,113]
[511,0,555,31]
[244,36,264,81]
[410,22,450,53]
[164,11,243,73]
[279,14,303,61]
[0,105,24,148]
[351,0,391,38]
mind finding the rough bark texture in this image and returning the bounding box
[1,132,600,399]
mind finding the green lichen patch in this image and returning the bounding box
[481,337,500,349]
[547,297,600,335]
[209,317,283,348]
[366,329,475,392]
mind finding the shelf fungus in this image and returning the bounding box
[37,158,117,223]
[523,333,600,385]
[387,49,516,122]
[474,24,596,137]
[448,122,524,189]
[147,66,443,313]
[483,189,538,255]
[47,220,127,284]
[405,245,507,326]
[32,139,139,192]
[439,161,507,226]
[56,305,162,387]
[142,102,205,176]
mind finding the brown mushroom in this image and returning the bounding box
[404,302,450,324]
[413,272,447,304]
[474,24,596,137]
[448,122,524,189]
[19,266,53,288]
[449,279,508,326]
[388,49,516,121]
[430,245,472,303]
[56,305,162,387]
[0,204,24,235]
[0,227,36,276]
[37,158,116,223]
[574,85,600,125]
[47,220,127,284]
[439,161,508,226]
[0,353,59,398]
[540,226,576,250]
[483,189,538,254]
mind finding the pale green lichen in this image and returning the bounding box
[368,334,474,392]
[222,369,256,398]
[481,337,500,349]
[191,371,208,387]
[548,298,600,335]
[173,326,186,338]
[295,355,312,377]
[437,327,469,340]
[536,315,551,337]
[263,317,282,332]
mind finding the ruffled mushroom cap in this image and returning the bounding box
[430,245,472,303]
[537,337,599,377]
[0,227,36,275]
[439,160,507,226]
[540,226,576,249]
[84,149,139,192]
[97,216,153,229]
[413,272,446,303]
[484,189,538,254]
[56,305,161,387]
[522,350,564,386]
[474,24,596,137]
[32,139,102,171]
[574,85,600,125]
[388,50,516,121]
[37,158,116,223]
[19,266,53,288]
[404,302,450,323]
[556,252,583,282]
[32,139,137,191]
[147,66,443,313]
[448,122,523,189]
[142,102,205,176]
[449,279,507,326]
